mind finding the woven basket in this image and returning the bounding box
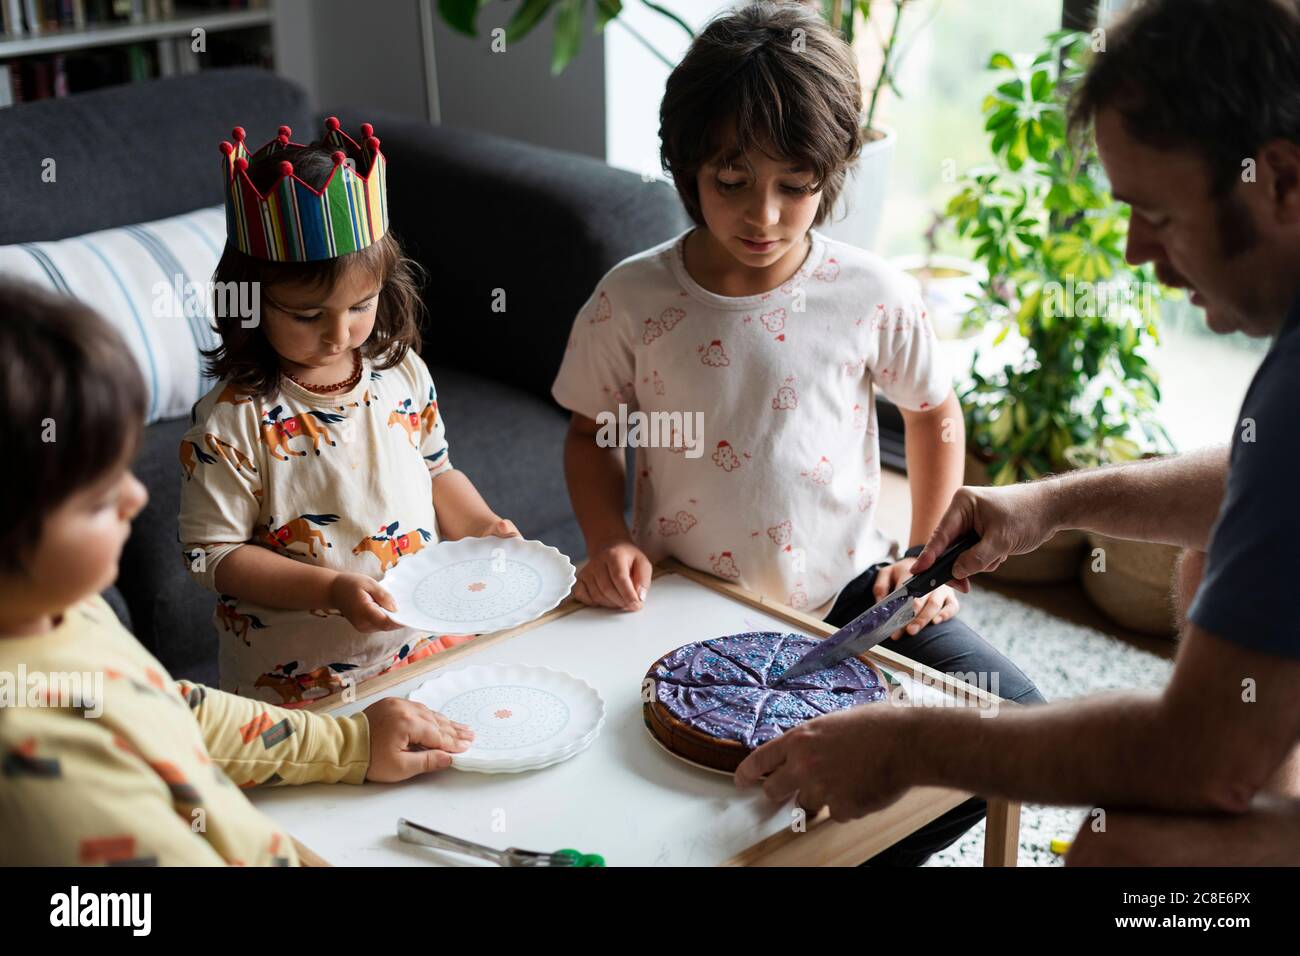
[1079,532,1180,637]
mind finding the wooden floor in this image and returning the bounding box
[878,468,1178,662]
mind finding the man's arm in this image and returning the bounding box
[899,391,965,548]
[1050,445,1229,550]
[914,445,1229,585]
[899,622,1300,812]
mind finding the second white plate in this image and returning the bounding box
[408,664,606,773]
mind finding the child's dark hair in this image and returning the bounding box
[659,1,864,228]
[0,279,146,574]
[205,141,424,398]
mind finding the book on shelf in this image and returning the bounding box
[0,0,271,107]
[1,0,261,38]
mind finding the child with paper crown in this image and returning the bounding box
[180,117,518,706]
[0,278,472,865]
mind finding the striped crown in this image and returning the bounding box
[219,116,389,262]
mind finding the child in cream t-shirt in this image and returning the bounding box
[552,1,1044,868]
[553,229,939,616]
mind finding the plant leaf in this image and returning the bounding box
[551,0,583,75]
[438,0,481,36]
[507,0,559,42]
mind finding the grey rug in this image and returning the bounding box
[920,586,1176,867]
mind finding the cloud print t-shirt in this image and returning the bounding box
[552,229,952,613]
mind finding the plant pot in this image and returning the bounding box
[821,125,897,252]
[1079,533,1180,637]
[893,254,986,340]
[963,451,1087,585]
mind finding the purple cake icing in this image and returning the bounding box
[651,631,887,749]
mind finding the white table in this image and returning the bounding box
[250,563,1019,866]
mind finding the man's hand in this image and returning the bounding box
[574,538,652,611]
[734,706,912,822]
[329,572,405,633]
[871,558,959,638]
[363,697,474,782]
[911,482,1063,591]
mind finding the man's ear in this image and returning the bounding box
[1256,138,1300,225]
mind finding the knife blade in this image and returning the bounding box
[775,531,980,683]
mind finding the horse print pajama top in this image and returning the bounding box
[179,348,465,706]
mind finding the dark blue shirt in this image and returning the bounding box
[1188,291,1300,656]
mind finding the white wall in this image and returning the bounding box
[430,0,607,158]
[604,1,733,175]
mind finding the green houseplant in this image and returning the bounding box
[944,29,1174,487]
[943,29,1180,598]
[436,1,911,98]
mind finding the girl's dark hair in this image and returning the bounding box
[204,141,424,398]
[1070,0,1300,197]
[659,0,864,228]
[0,279,147,574]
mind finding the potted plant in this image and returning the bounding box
[941,29,1178,589]
[436,0,920,249]
[816,0,916,251]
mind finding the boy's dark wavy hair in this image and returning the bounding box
[204,140,424,398]
[659,0,864,228]
[0,279,147,574]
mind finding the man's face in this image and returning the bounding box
[1095,106,1282,338]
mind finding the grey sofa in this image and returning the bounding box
[0,67,687,684]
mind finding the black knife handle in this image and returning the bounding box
[904,530,981,596]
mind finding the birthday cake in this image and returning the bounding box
[643,631,888,772]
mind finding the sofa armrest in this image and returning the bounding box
[325,111,690,401]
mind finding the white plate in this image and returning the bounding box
[408,664,605,773]
[381,536,575,634]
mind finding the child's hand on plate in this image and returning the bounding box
[473,516,520,538]
[362,697,474,781]
[329,571,405,633]
[871,558,960,639]
[575,538,652,612]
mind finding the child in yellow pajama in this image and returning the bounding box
[0,279,471,866]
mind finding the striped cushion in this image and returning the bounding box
[0,206,228,423]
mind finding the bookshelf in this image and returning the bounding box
[0,1,276,107]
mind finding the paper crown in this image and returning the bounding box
[219,116,389,262]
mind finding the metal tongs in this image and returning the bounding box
[397,818,604,867]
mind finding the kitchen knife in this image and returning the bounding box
[776,531,981,683]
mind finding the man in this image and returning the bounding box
[735,0,1300,865]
